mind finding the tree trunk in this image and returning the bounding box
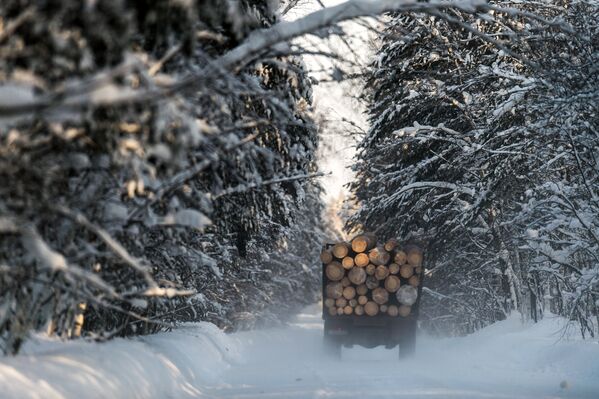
[343,305,353,315]
[358,295,368,305]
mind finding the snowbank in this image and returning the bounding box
[0,323,241,399]
[0,308,598,399]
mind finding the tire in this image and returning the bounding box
[323,333,342,359]
[398,323,416,359]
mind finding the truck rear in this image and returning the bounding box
[321,234,424,358]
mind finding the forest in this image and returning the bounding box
[0,0,597,361]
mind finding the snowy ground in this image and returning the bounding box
[0,305,598,399]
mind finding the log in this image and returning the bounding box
[354,305,364,316]
[343,305,353,315]
[351,233,376,253]
[387,304,399,317]
[365,275,379,290]
[324,298,335,308]
[400,264,414,279]
[364,301,379,316]
[394,250,407,265]
[380,304,388,313]
[388,263,400,275]
[348,267,367,285]
[332,242,351,259]
[354,253,370,267]
[320,249,333,264]
[365,263,376,276]
[326,282,343,299]
[375,265,390,280]
[337,307,344,315]
[384,275,401,292]
[384,238,398,252]
[369,246,391,266]
[396,285,418,306]
[328,306,337,316]
[349,299,358,307]
[335,297,348,308]
[341,277,351,287]
[356,284,368,296]
[342,286,356,300]
[325,261,344,281]
[407,247,423,266]
[342,256,355,270]
[408,275,420,287]
[357,295,368,305]
[398,305,411,317]
[415,265,423,274]
[372,287,389,305]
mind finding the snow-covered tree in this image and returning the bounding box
[352,0,599,335]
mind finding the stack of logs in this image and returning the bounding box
[322,234,423,317]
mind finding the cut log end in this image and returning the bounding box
[354,253,370,267]
[365,264,376,276]
[364,301,379,316]
[387,305,399,317]
[408,275,420,287]
[326,282,343,299]
[372,287,389,305]
[384,275,401,292]
[342,256,355,270]
[320,249,333,264]
[356,284,368,296]
[325,262,344,281]
[342,286,356,300]
[398,305,411,317]
[343,305,353,315]
[394,250,407,265]
[348,266,367,285]
[400,264,414,279]
[332,242,351,259]
[375,265,390,280]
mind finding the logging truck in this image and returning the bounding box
[321,234,424,358]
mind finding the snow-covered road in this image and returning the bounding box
[1,304,598,399]
[203,305,599,399]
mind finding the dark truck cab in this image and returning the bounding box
[321,242,424,358]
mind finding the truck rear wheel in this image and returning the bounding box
[323,334,342,359]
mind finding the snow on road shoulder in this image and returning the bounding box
[0,307,598,399]
[0,322,241,399]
